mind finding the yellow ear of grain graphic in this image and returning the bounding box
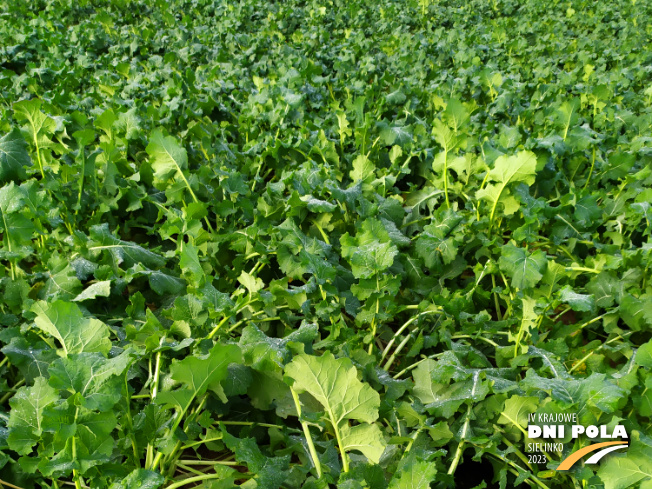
[556,441,629,471]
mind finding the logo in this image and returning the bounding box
[525,412,629,470]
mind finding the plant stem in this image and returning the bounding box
[568,334,625,373]
[583,146,596,189]
[75,146,85,215]
[392,352,445,379]
[443,146,450,208]
[177,460,239,466]
[491,274,502,320]
[290,387,322,478]
[0,478,28,489]
[447,405,471,475]
[380,309,441,365]
[166,473,225,489]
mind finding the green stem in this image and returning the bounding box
[166,473,226,489]
[451,334,499,348]
[565,266,600,274]
[146,351,162,468]
[367,276,381,355]
[218,420,291,430]
[380,309,441,365]
[177,459,239,466]
[75,146,86,215]
[33,132,45,179]
[488,183,507,231]
[1,211,16,280]
[447,405,471,475]
[207,316,230,340]
[291,387,322,478]
[392,352,445,379]
[326,410,349,473]
[384,332,414,371]
[583,146,596,190]
[491,274,502,320]
[443,147,450,208]
[568,334,624,373]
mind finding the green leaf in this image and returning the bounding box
[31,300,112,356]
[222,430,290,489]
[558,286,594,312]
[285,352,385,462]
[340,423,386,464]
[13,99,57,149]
[286,352,380,425]
[240,322,318,373]
[108,469,165,489]
[88,224,165,269]
[635,341,652,368]
[48,351,132,410]
[499,245,547,290]
[157,344,241,410]
[0,128,31,181]
[41,257,83,301]
[146,129,188,182]
[388,459,437,489]
[340,218,399,279]
[7,377,59,455]
[476,151,537,222]
[497,395,538,439]
[598,434,652,489]
[350,154,375,182]
[73,281,112,302]
[237,270,264,295]
[179,242,205,287]
[415,210,463,266]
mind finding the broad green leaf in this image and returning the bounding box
[598,434,652,489]
[497,395,538,439]
[240,322,318,373]
[636,341,652,368]
[89,223,165,269]
[415,210,463,267]
[108,469,165,489]
[31,300,112,356]
[619,293,652,331]
[388,459,437,489]
[7,377,58,455]
[559,286,595,312]
[179,242,205,286]
[222,430,290,489]
[73,281,112,302]
[13,99,57,150]
[238,270,264,295]
[412,359,439,405]
[476,151,537,222]
[340,423,386,463]
[0,181,25,215]
[146,129,188,182]
[157,344,241,410]
[285,352,380,425]
[41,257,83,301]
[285,352,386,462]
[0,128,31,181]
[350,154,375,182]
[499,245,547,290]
[340,218,398,279]
[48,351,132,410]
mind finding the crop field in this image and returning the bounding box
[0,0,651,488]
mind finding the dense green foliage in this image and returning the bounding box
[0,0,651,488]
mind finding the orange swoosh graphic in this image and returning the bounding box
[557,441,629,471]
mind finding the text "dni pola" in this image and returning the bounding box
[527,413,628,439]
